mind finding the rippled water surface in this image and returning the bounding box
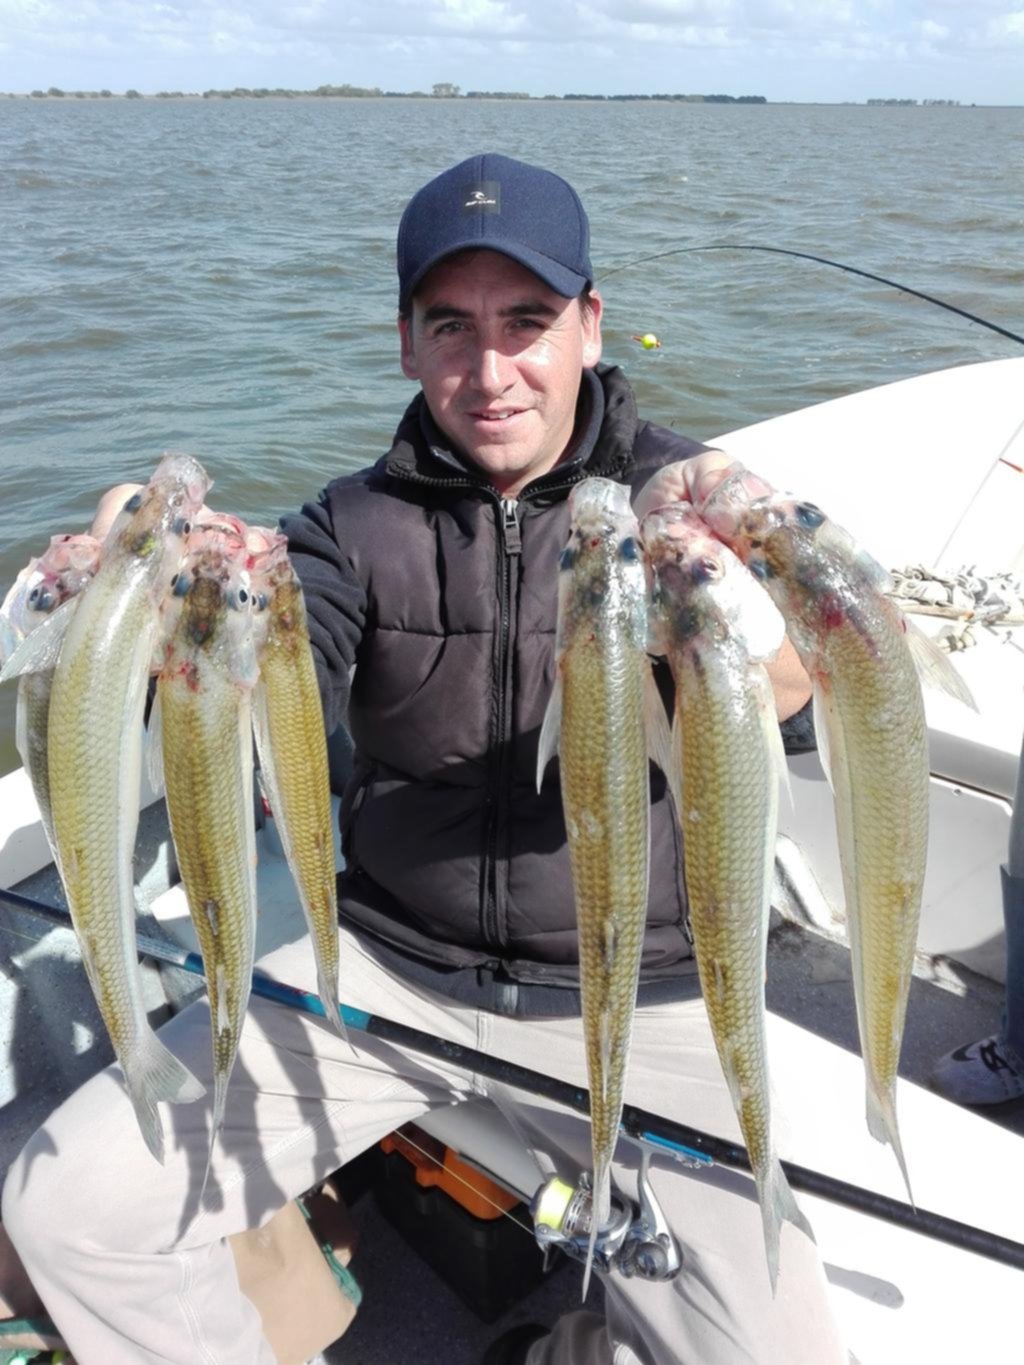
[1,98,1022,771]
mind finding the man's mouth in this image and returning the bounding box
[468,409,526,423]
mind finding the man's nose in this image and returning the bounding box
[470,342,514,395]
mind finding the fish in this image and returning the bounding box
[247,529,346,1041]
[0,534,103,859]
[698,463,968,1201]
[152,523,260,1176]
[643,503,810,1290]
[536,477,667,1296]
[42,455,210,1162]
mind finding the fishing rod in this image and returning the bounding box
[3,885,1022,1272]
[598,244,1024,348]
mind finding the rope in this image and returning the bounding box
[889,564,1024,650]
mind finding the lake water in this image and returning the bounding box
[1,97,1022,772]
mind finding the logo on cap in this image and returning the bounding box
[462,181,500,214]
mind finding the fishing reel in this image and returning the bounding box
[529,1148,682,1282]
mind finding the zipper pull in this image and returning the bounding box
[500,498,522,556]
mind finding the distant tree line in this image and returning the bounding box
[16,84,769,103]
[867,98,961,106]
[562,92,770,103]
[29,87,116,98]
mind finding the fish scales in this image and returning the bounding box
[249,534,344,1040]
[538,478,654,1295]
[560,618,650,1143]
[674,639,775,1139]
[158,536,259,1166]
[808,588,927,1182]
[645,505,808,1290]
[702,470,926,1198]
[20,672,56,851]
[46,457,209,1162]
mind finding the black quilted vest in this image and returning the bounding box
[290,366,708,987]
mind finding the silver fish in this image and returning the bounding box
[154,523,260,1177]
[45,455,210,1162]
[644,503,810,1289]
[537,477,667,1296]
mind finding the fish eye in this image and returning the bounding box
[27,587,40,606]
[795,503,825,530]
[559,546,577,572]
[173,573,190,597]
[237,588,249,605]
[123,493,143,514]
[169,573,178,588]
[618,536,640,562]
[748,558,772,581]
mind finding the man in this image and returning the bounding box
[2,154,844,1365]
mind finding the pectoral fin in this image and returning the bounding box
[644,666,673,781]
[146,684,165,796]
[757,668,792,808]
[811,678,837,794]
[0,597,77,681]
[904,616,977,710]
[536,674,562,793]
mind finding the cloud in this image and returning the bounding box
[0,0,1020,98]
[987,6,1024,40]
[434,0,526,33]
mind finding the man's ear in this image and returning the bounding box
[582,291,603,369]
[399,314,419,380]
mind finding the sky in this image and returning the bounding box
[0,0,1021,105]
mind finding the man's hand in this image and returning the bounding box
[637,451,812,722]
[634,450,735,523]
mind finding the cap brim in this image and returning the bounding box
[400,239,589,311]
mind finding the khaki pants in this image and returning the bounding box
[1,928,845,1365]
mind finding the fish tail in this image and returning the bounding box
[582,1162,611,1301]
[316,964,352,1051]
[196,1067,230,1205]
[758,1156,814,1294]
[867,1082,914,1207]
[124,1031,207,1164]
[211,1066,229,1145]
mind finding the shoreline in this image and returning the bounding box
[2,93,1004,108]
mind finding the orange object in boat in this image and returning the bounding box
[380,1123,520,1221]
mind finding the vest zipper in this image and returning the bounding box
[483,496,521,947]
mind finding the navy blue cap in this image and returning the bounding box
[397,153,593,312]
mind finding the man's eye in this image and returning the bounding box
[512,317,543,330]
[434,321,465,336]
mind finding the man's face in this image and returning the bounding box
[399,250,603,499]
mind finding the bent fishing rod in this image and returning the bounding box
[3,884,1022,1273]
[598,244,1024,348]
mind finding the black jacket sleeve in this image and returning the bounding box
[280,488,367,737]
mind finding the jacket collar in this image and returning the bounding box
[382,363,639,494]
